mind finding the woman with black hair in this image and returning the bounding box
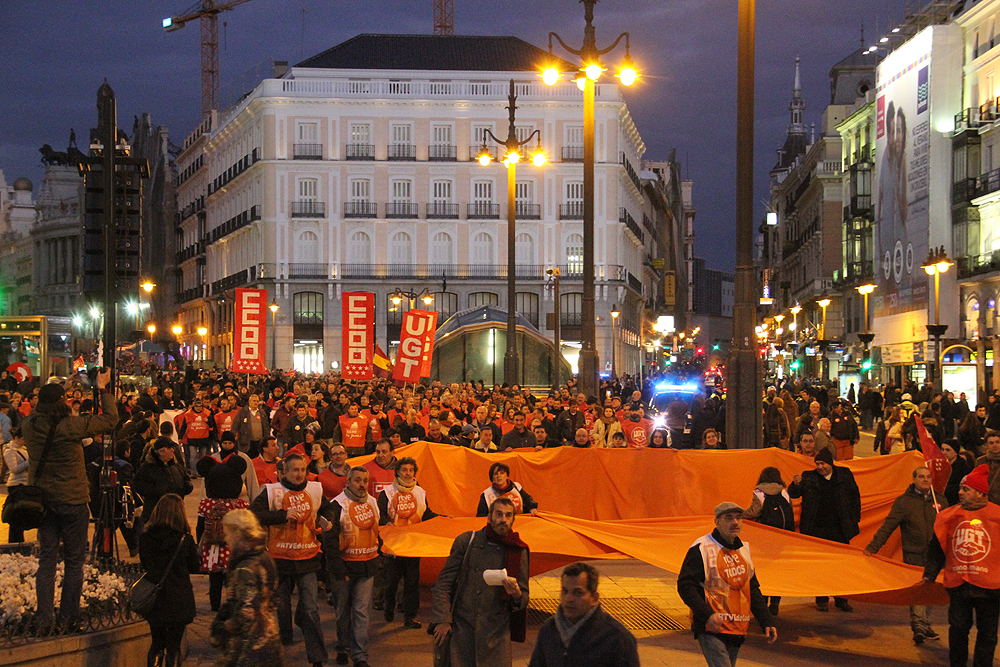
[476,462,538,517]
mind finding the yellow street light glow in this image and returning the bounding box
[422,294,433,305]
[197,326,208,336]
[147,324,156,334]
[391,295,402,306]
[141,281,155,293]
[532,150,546,167]
[817,298,831,308]
[575,77,586,91]
[618,67,637,86]
[505,151,520,164]
[935,260,952,274]
[790,305,802,315]
[541,68,561,86]
[269,303,279,313]
[478,153,492,166]
[923,264,937,275]
[172,325,183,335]
[857,283,876,295]
[774,314,784,323]
[584,63,603,81]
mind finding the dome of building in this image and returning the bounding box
[12,177,33,191]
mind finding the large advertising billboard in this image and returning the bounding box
[874,40,931,318]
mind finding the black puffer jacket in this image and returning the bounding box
[133,449,193,513]
[138,524,200,626]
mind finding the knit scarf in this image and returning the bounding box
[554,603,599,648]
[961,495,989,511]
[344,484,368,504]
[483,522,529,642]
[393,477,416,493]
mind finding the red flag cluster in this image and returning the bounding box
[339,293,436,382]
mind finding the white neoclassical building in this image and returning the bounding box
[174,34,670,379]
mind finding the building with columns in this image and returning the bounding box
[174,34,673,379]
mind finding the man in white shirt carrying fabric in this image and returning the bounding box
[677,502,777,667]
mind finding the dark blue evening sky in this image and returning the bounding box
[1,0,910,271]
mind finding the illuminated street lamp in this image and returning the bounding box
[146,324,156,335]
[856,283,877,380]
[477,80,545,386]
[610,304,620,377]
[543,0,639,397]
[172,325,183,335]
[923,247,953,390]
[141,281,155,293]
[816,298,831,340]
[270,302,279,369]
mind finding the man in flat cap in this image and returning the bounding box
[678,501,777,667]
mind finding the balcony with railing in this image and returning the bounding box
[976,167,1000,199]
[212,270,249,295]
[346,143,375,160]
[844,194,872,219]
[562,146,584,162]
[955,108,983,133]
[467,202,500,219]
[958,251,1000,279]
[619,208,645,244]
[627,271,643,293]
[620,153,642,191]
[953,177,979,206]
[388,144,416,161]
[288,263,329,279]
[293,143,323,160]
[426,202,459,219]
[336,263,625,281]
[385,202,419,218]
[291,201,326,218]
[208,148,260,195]
[515,203,541,220]
[428,145,457,161]
[176,240,206,264]
[469,145,498,161]
[176,284,207,304]
[343,201,377,218]
[210,205,261,243]
[559,202,584,220]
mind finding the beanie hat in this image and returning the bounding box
[901,393,912,401]
[38,383,65,405]
[962,464,991,495]
[814,448,834,465]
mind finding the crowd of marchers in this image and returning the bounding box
[1,367,998,667]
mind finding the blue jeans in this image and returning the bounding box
[275,570,327,664]
[333,575,374,662]
[698,632,741,667]
[36,503,90,625]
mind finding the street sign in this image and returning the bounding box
[664,271,676,306]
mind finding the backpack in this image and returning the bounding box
[759,491,795,531]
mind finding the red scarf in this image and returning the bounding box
[483,522,529,642]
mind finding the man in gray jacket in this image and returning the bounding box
[865,466,946,643]
[24,370,118,630]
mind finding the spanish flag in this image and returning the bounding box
[373,344,393,378]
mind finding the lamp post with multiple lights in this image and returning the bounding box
[477,80,546,386]
[542,0,638,398]
[923,247,953,391]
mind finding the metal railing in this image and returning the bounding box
[559,203,584,220]
[388,144,416,160]
[562,146,584,162]
[346,143,375,160]
[467,202,500,219]
[845,195,872,219]
[287,263,329,279]
[176,284,207,304]
[627,271,643,293]
[958,251,1000,279]
[212,269,250,294]
[336,263,623,280]
[426,202,459,219]
[515,203,541,220]
[0,553,144,647]
[385,202,419,218]
[977,167,1000,198]
[175,240,206,263]
[619,208,645,244]
[293,143,323,160]
[343,201,377,218]
[469,145,498,161]
[428,145,457,161]
[291,201,326,218]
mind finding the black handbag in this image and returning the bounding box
[131,536,186,618]
[2,420,59,529]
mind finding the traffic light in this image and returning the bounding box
[861,357,872,372]
[712,344,720,350]
[790,359,801,371]
[696,347,704,355]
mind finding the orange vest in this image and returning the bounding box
[933,503,1000,590]
[214,409,239,434]
[482,482,524,514]
[263,481,323,561]
[183,409,212,441]
[361,409,383,441]
[622,419,651,448]
[694,533,755,635]
[364,459,397,498]
[251,456,279,486]
[316,466,349,500]
[383,484,428,526]
[333,492,380,561]
[339,414,368,449]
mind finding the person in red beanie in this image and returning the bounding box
[923,464,1000,667]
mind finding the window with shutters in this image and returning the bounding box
[349,124,371,144]
[474,181,494,204]
[296,231,320,263]
[515,232,534,265]
[298,122,318,142]
[391,124,412,145]
[432,125,452,145]
[392,180,412,203]
[515,292,539,327]
[469,292,499,308]
[516,125,535,144]
[391,231,412,264]
[472,232,494,264]
[350,179,371,202]
[565,126,583,147]
[298,178,317,201]
[566,182,584,203]
[431,231,453,264]
[473,125,491,146]
[566,233,584,275]
[515,181,532,204]
[432,180,453,203]
[349,231,371,263]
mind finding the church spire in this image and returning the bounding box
[788,56,806,136]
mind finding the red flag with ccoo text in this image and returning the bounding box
[233,288,268,374]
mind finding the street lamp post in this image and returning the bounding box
[923,247,953,391]
[856,283,876,381]
[817,297,831,381]
[543,0,639,399]
[477,80,545,387]
[610,304,620,377]
[197,326,208,363]
[547,267,562,389]
[269,302,279,369]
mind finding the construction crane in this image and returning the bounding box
[433,0,453,35]
[163,0,254,119]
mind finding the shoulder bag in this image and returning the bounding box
[430,531,477,667]
[131,535,186,618]
[2,419,59,529]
